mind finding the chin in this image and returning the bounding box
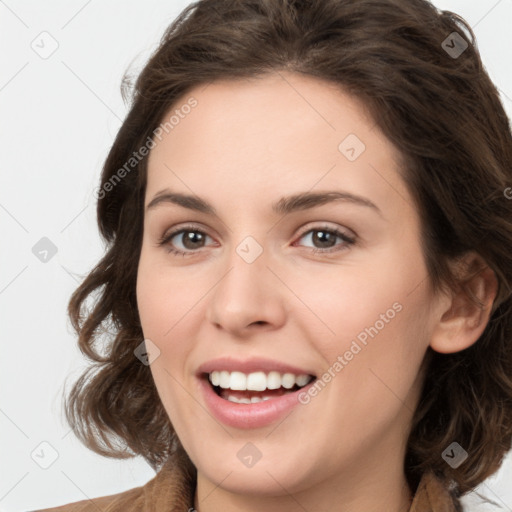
[195,451,317,496]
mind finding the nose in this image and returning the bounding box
[205,243,287,338]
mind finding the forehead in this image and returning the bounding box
[145,71,410,219]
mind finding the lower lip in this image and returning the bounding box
[198,376,316,429]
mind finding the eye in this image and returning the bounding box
[158,223,356,257]
[158,224,215,257]
[293,225,356,254]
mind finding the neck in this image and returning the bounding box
[193,451,413,512]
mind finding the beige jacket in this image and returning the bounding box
[34,461,461,512]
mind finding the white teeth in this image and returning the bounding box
[267,371,281,390]
[229,371,247,390]
[296,374,310,387]
[219,371,230,388]
[208,370,312,391]
[281,373,296,389]
[227,395,273,403]
[247,371,267,391]
[210,371,220,386]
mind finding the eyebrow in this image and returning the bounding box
[146,189,382,217]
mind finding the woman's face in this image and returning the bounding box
[137,71,446,502]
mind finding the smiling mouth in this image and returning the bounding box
[204,371,316,404]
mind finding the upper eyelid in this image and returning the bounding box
[161,222,355,244]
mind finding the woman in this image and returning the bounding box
[36,0,512,510]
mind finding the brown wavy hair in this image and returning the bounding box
[64,0,512,498]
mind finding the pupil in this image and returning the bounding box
[183,231,203,249]
[314,230,335,248]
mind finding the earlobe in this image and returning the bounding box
[429,253,498,354]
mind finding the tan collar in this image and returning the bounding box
[409,471,461,512]
[149,460,460,512]
[36,456,460,511]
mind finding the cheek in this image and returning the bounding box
[136,245,199,338]
[136,251,202,431]
[136,245,206,382]
[292,244,432,397]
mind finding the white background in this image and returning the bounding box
[1,1,511,510]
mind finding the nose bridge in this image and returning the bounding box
[216,233,270,310]
[206,233,285,332]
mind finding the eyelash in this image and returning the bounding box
[157,223,356,257]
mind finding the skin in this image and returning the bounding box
[136,71,497,512]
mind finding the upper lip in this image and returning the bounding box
[197,357,316,377]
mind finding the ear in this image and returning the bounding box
[429,252,498,354]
